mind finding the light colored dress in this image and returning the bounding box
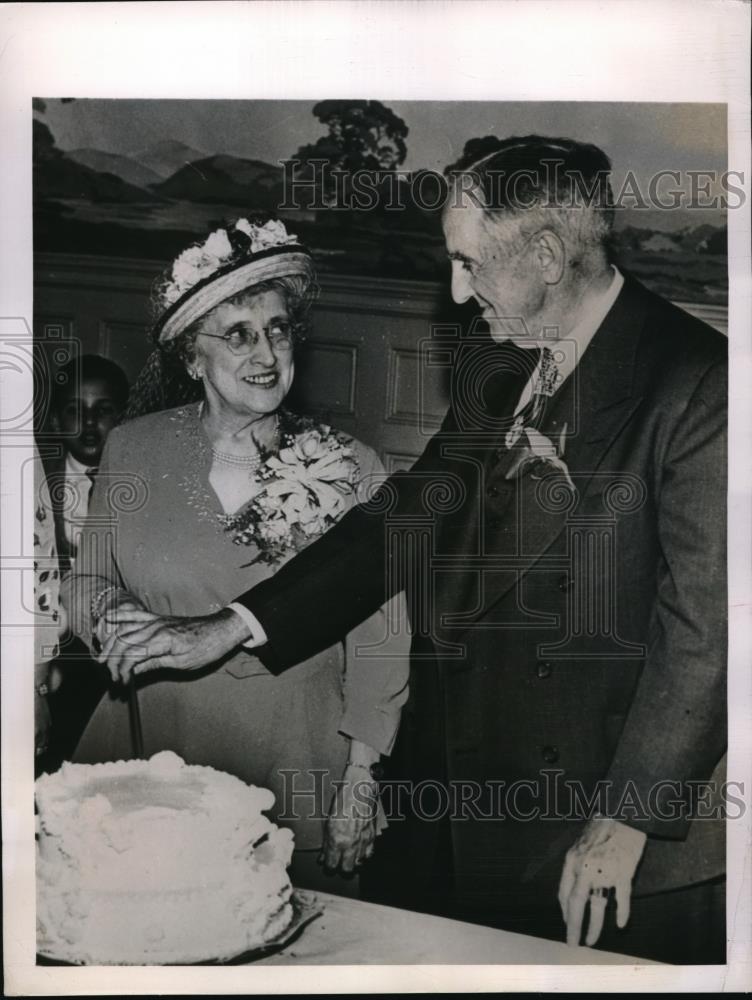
[72,403,410,857]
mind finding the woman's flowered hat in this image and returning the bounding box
[153,218,315,343]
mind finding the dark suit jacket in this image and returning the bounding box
[237,276,727,905]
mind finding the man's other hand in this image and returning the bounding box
[558,817,647,947]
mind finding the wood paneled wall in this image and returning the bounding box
[34,253,727,470]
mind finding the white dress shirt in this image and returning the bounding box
[63,452,96,558]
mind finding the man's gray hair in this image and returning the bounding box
[446,134,615,273]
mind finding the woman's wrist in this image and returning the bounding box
[345,761,383,781]
[347,739,380,767]
[346,740,383,780]
[91,585,126,624]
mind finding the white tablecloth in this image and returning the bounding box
[259,892,658,965]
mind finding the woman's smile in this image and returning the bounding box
[241,371,279,388]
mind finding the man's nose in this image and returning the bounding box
[83,408,97,427]
[450,261,473,304]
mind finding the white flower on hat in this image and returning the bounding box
[159,218,300,311]
[167,230,233,305]
[234,218,299,252]
[203,230,233,260]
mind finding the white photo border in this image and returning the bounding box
[2,1,750,994]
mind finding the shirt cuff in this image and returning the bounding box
[226,602,268,649]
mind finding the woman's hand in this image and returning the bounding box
[92,590,152,681]
[319,762,380,874]
[95,608,251,685]
[93,590,149,653]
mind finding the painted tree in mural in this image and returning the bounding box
[32,98,76,163]
[297,100,408,171]
[292,100,409,207]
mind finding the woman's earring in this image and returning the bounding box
[190,369,203,381]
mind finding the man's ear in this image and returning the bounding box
[533,229,566,285]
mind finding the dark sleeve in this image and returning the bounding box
[606,358,727,838]
[247,497,394,673]
[237,411,455,674]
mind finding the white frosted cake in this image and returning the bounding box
[36,751,295,965]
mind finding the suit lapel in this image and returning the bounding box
[443,278,648,638]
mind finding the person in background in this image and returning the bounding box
[39,354,129,766]
[45,355,130,567]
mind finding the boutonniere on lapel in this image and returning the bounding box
[503,418,576,493]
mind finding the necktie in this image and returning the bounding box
[518,347,560,430]
[85,466,98,502]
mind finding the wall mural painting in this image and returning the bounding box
[34,99,728,306]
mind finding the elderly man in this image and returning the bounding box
[103,136,727,963]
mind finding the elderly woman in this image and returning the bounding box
[72,217,409,890]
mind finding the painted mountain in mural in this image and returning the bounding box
[152,154,283,207]
[133,139,208,179]
[33,121,160,202]
[33,123,728,304]
[67,148,164,189]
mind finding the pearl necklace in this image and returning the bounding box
[210,447,264,470]
[206,410,280,471]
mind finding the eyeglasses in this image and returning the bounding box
[198,320,296,355]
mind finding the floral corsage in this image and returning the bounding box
[221,416,359,565]
[503,418,576,492]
